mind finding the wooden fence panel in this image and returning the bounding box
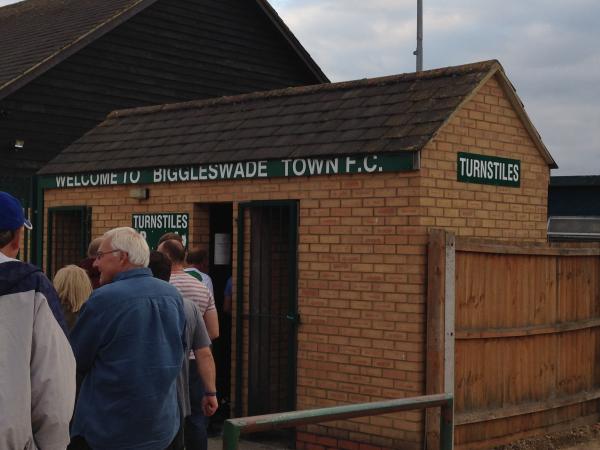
[455,253,559,330]
[558,257,600,322]
[426,231,600,449]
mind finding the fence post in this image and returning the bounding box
[222,420,241,450]
[426,229,447,450]
[440,398,454,450]
[444,232,455,395]
[426,229,456,450]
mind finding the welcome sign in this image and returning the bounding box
[38,152,418,189]
[457,152,520,187]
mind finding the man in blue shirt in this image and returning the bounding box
[70,227,186,450]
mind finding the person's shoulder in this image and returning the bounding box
[185,276,210,294]
[183,297,202,316]
[183,267,201,276]
[1,260,39,277]
[202,272,213,281]
[148,276,182,296]
[104,274,179,295]
[0,261,47,290]
[172,272,204,287]
[87,279,180,318]
[183,267,203,281]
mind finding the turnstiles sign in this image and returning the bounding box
[132,213,189,250]
[457,152,520,187]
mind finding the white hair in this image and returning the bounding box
[103,227,150,267]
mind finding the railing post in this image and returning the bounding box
[222,420,241,450]
[439,398,454,450]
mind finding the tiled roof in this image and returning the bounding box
[0,0,327,99]
[40,60,554,175]
[0,0,156,96]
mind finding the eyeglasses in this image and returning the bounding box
[95,249,122,260]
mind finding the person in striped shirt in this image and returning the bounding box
[184,248,214,296]
[158,239,219,450]
[157,239,218,340]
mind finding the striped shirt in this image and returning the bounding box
[169,271,216,315]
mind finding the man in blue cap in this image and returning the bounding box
[0,191,76,449]
[0,192,68,332]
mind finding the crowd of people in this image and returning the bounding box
[0,191,224,450]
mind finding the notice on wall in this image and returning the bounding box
[457,152,520,187]
[214,233,231,265]
[132,213,189,250]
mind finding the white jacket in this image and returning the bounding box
[0,259,76,450]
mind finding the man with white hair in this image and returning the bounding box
[69,227,186,450]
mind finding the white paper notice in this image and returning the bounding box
[214,233,231,265]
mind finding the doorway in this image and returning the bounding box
[236,201,299,419]
[208,203,233,421]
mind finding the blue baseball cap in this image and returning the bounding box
[0,192,32,231]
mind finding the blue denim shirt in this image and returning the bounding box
[70,268,186,449]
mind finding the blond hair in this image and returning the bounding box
[53,265,93,313]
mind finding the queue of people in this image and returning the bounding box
[0,191,221,450]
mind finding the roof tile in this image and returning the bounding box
[40,60,501,174]
[0,0,155,93]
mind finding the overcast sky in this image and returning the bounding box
[269,0,600,176]
[1,0,598,175]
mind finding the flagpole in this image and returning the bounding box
[415,0,423,71]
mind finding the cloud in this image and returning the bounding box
[271,0,600,175]
[1,0,598,174]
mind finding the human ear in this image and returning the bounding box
[10,227,22,251]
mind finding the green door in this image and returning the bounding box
[236,201,299,418]
[46,206,91,278]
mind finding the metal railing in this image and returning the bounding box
[223,393,454,450]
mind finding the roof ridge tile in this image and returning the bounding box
[108,60,500,120]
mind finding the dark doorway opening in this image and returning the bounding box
[208,203,233,423]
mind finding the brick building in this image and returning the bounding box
[38,60,556,449]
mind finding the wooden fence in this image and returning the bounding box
[426,229,600,449]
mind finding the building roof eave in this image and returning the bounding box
[0,0,329,102]
[493,67,558,169]
[0,0,160,101]
[255,0,329,84]
[423,60,557,170]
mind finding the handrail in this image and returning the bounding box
[223,393,454,450]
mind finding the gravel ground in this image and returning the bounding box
[494,423,600,450]
[207,423,600,450]
[208,436,289,450]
